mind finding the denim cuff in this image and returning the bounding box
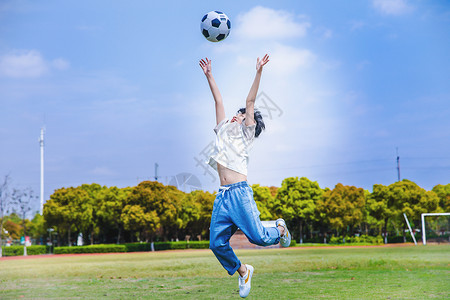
[229,260,242,276]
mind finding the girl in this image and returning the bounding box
[199,54,291,298]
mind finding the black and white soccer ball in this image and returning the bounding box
[200,11,231,42]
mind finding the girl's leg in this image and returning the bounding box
[209,193,241,275]
[228,185,281,246]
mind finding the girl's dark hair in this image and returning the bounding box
[237,108,265,138]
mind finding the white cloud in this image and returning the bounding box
[0,50,48,78]
[234,6,310,41]
[0,50,69,78]
[269,44,316,75]
[372,0,413,15]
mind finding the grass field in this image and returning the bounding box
[1,245,449,299]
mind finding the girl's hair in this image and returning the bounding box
[237,108,265,137]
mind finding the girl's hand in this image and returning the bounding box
[256,54,270,72]
[199,58,212,76]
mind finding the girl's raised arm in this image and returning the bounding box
[199,58,226,125]
[245,54,269,126]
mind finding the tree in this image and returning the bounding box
[0,175,12,257]
[28,213,46,243]
[159,184,186,240]
[387,179,440,241]
[274,177,323,243]
[79,183,106,245]
[367,184,395,243]
[122,181,166,242]
[3,215,21,240]
[252,184,277,221]
[44,187,90,246]
[11,188,37,255]
[316,183,365,236]
[97,186,130,244]
[180,190,215,240]
[432,184,450,212]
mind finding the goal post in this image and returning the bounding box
[403,213,417,245]
[421,212,450,245]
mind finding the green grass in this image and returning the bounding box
[1,245,449,299]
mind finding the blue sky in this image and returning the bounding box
[1,0,449,213]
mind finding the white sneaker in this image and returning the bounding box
[239,264,254,298]
[276,218,291,247]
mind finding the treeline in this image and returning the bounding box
[43,181,215,246]
[1,179,449,246]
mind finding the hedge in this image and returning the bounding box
[154,241,210,250]
[329,235,383,245]
[54,242,211,254]
[1,245,48,256]
[2,240,293,256]
[54,244,126,254]
[387,234,421,243]
[124,242,152,252]
[124,241,210,252]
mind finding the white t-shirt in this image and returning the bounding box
[207,118,256,176]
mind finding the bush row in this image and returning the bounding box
[54,244,127,254]
[52,241,211,254]
[1,245,48,256]
[125,241,210,252]
[329,235,384,245]
[1,236,387,256]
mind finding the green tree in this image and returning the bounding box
[367,184,395,243]
[123,181,172,242]
[79,183,107,245]
[252,184,277,221]
[29,213,46,242]
[122,204,159,242]
[180,190,215,240]
[130,181,187,240]
[160,185,186,240]
[97,186,130,244]
[316,183,365,236]
[432,184,450,212]
[387,179,440,241]
[275,177,323,243]
[44,187,90,246]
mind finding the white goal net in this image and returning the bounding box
[421,213,450,245]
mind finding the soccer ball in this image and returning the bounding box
[200,11,231,42]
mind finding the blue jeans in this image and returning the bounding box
[209,181,281,275]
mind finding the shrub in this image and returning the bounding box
[330,236,343,244]
[186,241,210,249]
[124,243,152,252]
[124,241,210,252]
[27,245,49,255]
[303,236,324,244]
[329,235,383,245]
[154,241,210,250]
[54,244,126,254]
[387,233,420,244]
[1,245,48,256]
